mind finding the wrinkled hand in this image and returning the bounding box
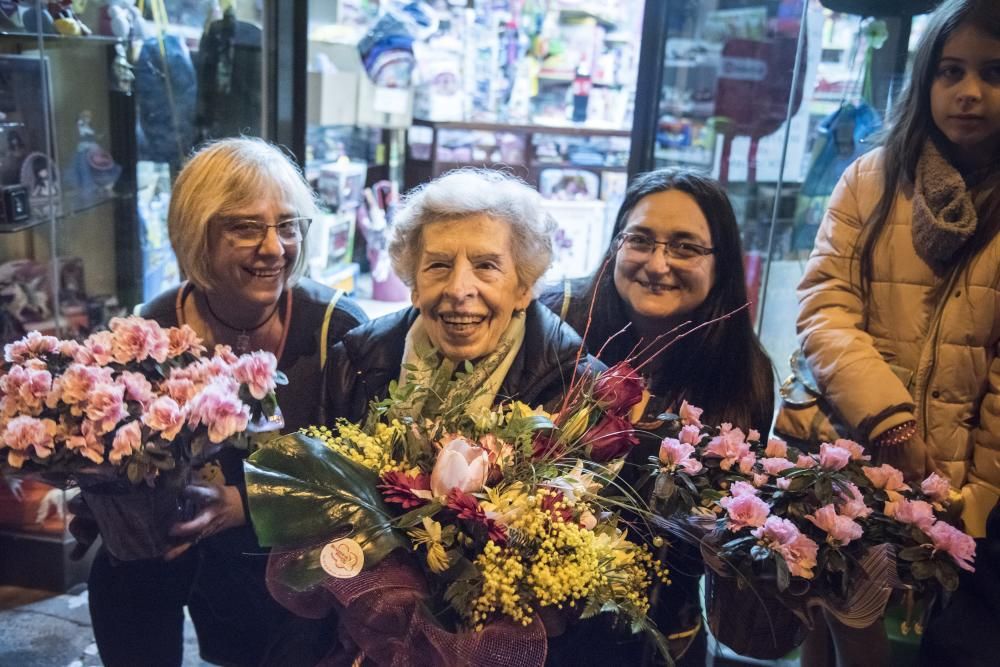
[164,484,246,561]
[875,431,937,483]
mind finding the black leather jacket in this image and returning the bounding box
[324,300,604,422]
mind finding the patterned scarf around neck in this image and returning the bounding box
[398,310,526,416]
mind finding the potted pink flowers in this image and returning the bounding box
[650,403,976,659]
[0,319,283,559]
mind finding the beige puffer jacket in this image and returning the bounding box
[797,149,1000,537]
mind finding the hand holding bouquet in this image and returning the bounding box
[0,319,284,559]
[246,361,670,666]
[649,404,976,657]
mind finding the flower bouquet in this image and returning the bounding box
[245,361,670,667]
[0,320,284,559]
[650,404,975,659]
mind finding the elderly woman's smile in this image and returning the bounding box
[411,215,531,362]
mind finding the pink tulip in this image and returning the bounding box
[431,437,490,497]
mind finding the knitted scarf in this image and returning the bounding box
[911,142,980,271]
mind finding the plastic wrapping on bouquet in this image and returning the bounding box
[77,462,194,562]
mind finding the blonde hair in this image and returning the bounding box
[389,168,555,290]
[168,137,319,291]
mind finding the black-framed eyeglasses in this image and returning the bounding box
[617,231,715,262]
[219,217,312,248]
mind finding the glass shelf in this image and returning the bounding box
[0,189,123,234]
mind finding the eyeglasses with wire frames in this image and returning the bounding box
[218,216,312,248]
[616,231,715,263]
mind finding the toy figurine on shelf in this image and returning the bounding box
[111,43,135,94]
[20,152,61,216]
[68,110,122,199]
[100,0,150,40]
[49,0,93,36]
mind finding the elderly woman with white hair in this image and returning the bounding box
[84,137,367,667]
[325,168,599,422]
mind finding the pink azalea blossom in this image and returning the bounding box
[777,478,792,490]
[719,493,770,531]
[752,473,769,487]
[4,331,59,363]
[729,480,758,497]
[117,371,155,407]
[834,438,870,461]
[168,325,206,358]
[110,420,142,464]
[819,443,851,471]
[765,437,788,458]
[57,340,82,358]
[738,452,757,475]
[658,437,703,474]
[747,429,761,442]
[796,454,818,469]
[678,400,703,428]
[48,364,115,410]
[921,473,951,503]
[863,464,908,493]
[143,396,186,442]
[752,516,820,579]
[806,504,863,547]
[885,498,936,530]
[233,351,278,400]
[678,424,701,446]
[187,382,249,443]
[80,330,115,365]
[704,426,750,471]
[64,420,105,464]
[2,415,57,467]
[926,521,976,572]
[0,364,52,416]
[838,482,873,519]
[762,457,795,476]
[213,345,239,365]
[84,383,130,435]
[109,317,170,364]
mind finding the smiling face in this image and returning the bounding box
[207,197,298,310]
[613,189,716,332]
[930,23,1000,166]
[411,215,531,362]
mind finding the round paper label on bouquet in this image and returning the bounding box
[320,538,364,578]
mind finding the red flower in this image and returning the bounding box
[531,433,565,461]
[446,488,487,522]
[593,362,644,417]
[582,414,638,462]
[378,471,431,509]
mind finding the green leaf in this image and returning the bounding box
[775,554,791,592]
[395,501,444,529]
[653,473,676,500]
[933,560,960,592]
[910,559,935,580]
[898,546,930,562]
[245,431,408,590]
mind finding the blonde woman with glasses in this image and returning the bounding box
[84,137,367,666]
[540,168,774,666]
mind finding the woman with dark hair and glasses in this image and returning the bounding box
[540,168,774,665]
[84,137,367,666]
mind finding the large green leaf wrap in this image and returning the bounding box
[244,431,408,591]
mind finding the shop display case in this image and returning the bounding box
[0,10,137,591]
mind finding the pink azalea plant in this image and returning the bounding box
[651,406,976,597]
[0,319,284,485]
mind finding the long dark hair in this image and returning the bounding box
[859,0,1000,293]
[569,169,775,434]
